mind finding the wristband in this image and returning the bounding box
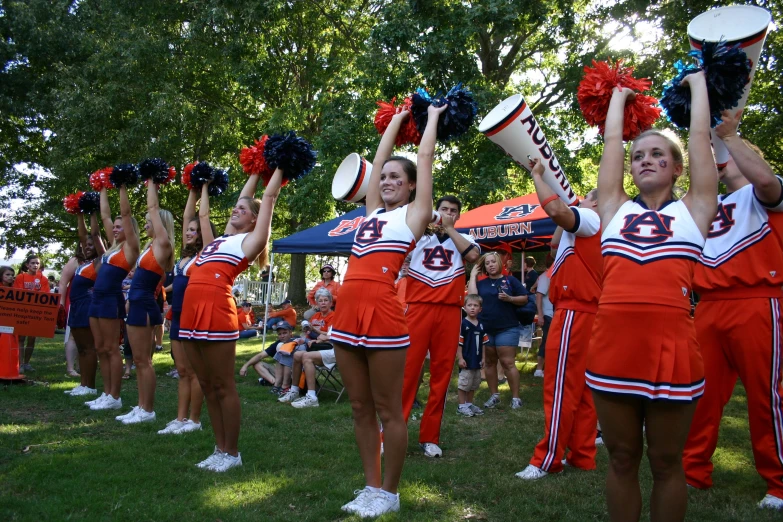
[541,194,559,208]
[461,243,477,258]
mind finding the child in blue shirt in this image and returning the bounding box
[458,294,489,417]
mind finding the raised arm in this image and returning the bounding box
[226,174,261,235]
[467,264,479,295]
[147,181,173,268]
[199,183,215,246]
[440,213,480,264]
[119,185,140,261]
[530,158,578,230]
[99,187,114,245]
[368,112,408,214]
[76,214,89,254]
[407,104,448,238]
[681,71,718,237]
[597,88,634,226]
[90,213,106,257]
[242,168,283,262]
[182,188,197,249]
[716,109,781,204]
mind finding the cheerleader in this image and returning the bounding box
[115,181,175,424]
[586,72,717,521]
[180,168,285,472]
[158,184,216,435]
[86,184,140,411]
[330,104,447,518]
[61,213,105,396]
[14,254,49,372]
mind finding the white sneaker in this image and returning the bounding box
[595,430,604,446]
[759,494,783,510]
[71,386,97,397]
[484,394,500,409]
[209,452,242,472]
[341,488,376,514]
[291,395,319,408]
[174,420,202,434]
[123,408,155,424]
[278,389,299,403]
[356,491,400,518]
[85,393,108,407]
[91,395,122,410]
[196,448,224,469]
[516,464,549,480]
[511,398,523,409]
[457,406,474,417]
[64,385,83,395]
[116,406,140,421]
[158,419,186,435]
[421,442,443,458]
[533,369,544,378]
[469,404,484,416]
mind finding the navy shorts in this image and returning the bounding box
[126,298,163,327]
[89,292,125,320]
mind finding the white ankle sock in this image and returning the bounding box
[290,386,300,393]
[367,486,381,493]
[307,390,316,398]
[380,489,398,501]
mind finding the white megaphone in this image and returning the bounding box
[332,153,372,203]
[688,5,772,167]
[479,94,578,205]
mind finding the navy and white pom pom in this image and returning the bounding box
[208,169,229,197]
[660,41,751,129]
[78,191,101,214]
[262,131,317,183]
[138,158,171,184]
[189,161,214,190]
[110,163,140,187]
[410,84,477,141]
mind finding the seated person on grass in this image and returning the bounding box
[239,323,301,389]
[269,321,306,395]
[266,298,297,329]
[279,288,336,409]
[238,301,259,339]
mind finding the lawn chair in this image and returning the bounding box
[315,364,345,402]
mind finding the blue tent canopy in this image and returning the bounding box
[272,206,366,255]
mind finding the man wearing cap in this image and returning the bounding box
[401,195,480,458]
[266,299,297,330]
[238,302,259,339]
[304,264,341,321]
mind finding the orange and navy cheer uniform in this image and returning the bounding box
[179,234,250,341]
[13,271,50,292]
[68,261,97,329]
[684,181,783,498]
[126,247,165,327]
[331,205,416,349]
[529,207,602,473]
[402,230,479,445]
[169,256,196,341]
[90,249,132,320]
[586,197,706,401]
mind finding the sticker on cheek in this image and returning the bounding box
[659,160,668,168]
[396,180,402,186]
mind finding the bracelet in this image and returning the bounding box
[541,194,559,208]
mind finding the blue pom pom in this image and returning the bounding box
[660,41,751,129]
[410,84,477,141]
[189,162,214,190]
[208,169,229,197]
[138,158,171,184]
[262,131,317,182]
[110,163,140,187]
[78,191,101,214]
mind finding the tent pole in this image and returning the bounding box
[261,251,275,347]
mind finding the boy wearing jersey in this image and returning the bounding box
[401,195,480,457]
[457,294,488,417]
[683,111,783,511]
[517,158,602,480]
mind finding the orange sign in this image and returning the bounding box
[0,288,60,338]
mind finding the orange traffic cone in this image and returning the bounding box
[0,333,24,380]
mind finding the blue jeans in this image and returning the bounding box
[238,329,258,339]
[266,317,284,329]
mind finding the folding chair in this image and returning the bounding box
[315,364,345,402]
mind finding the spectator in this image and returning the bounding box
[280,288,336,408]
[457,294,488,417]
[14,254,49,372]
[468,251,529,409]
[260,264,274,282]
[266,298,297,329]
[533,255,555,378]
[270,321,307,394]
[239,330,286,387]
[304,264,341,321]
[1,266,15,288]
[522,256,539,291]
[395,255,411,306]
[237,302,258,339]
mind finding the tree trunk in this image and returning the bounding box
[289,253,307,306]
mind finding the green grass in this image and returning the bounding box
[0,335,777,521]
